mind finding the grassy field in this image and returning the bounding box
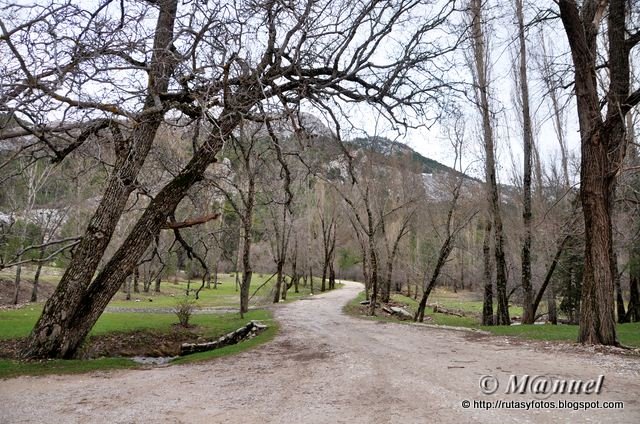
[0,309,276,379]
[106,274,333,309]
[345,289,640,348]
[0,269,329,379]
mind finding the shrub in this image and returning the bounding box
[174,296,198,327]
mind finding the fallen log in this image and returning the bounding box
[390,306,413,319]
[431,304,465,317]
[180,320,268,355]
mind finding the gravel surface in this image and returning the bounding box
[1,281,638,423]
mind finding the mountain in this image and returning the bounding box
[349,136,477,181]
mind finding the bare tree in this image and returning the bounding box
[414,116,477,322]
[1,0,459,358]
[468,0,510,325]
[513,0,535,324]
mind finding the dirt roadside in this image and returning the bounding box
[1,281,638,423]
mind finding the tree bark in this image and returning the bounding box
[12,262,22,305]
[626,276,640,322]
[558,0,636,345]
[329,262,336,291]
[482,219,494,325]
[30,246,46,302]
[132,267,140,293]
[366,195,378,316]
[547,282,558,325]
[613,253,627,323]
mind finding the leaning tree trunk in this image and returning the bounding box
[415,241,453,322]
[529,235,568,322]
[21,0,182,358]
[21,110,241,359]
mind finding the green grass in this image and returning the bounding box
[173,319,279,364]
[0,357,138,379]
[345,290,640,348]
[482,322,640,348]
[0,309,275,379]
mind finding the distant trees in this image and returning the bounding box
[0,0,459,358]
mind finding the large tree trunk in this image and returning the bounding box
[558,0,636,345]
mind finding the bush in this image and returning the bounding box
[174,296,198,327]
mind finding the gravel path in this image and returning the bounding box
[1,281,638,423]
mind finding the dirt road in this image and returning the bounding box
[1,281,639,423]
